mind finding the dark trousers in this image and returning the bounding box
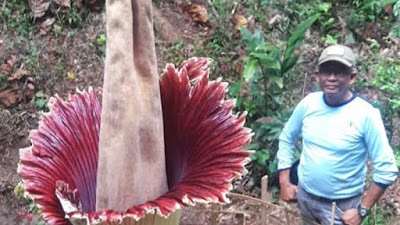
[296,186,362,225]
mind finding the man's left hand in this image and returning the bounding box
[342,208,363,225]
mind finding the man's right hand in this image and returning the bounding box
[279,169,298,201]
[280,182,298,201]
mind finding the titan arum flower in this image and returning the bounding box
[18,57,252,225]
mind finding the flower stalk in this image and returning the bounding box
[96,0,168,211]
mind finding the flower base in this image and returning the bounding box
[68,210,182,225]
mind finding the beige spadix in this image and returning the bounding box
[96,0,168,211]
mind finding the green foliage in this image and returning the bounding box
[97,34,107,56]
[243,0,269,25]
[35,98,47,109]
[247,109,294,175]
[236,16,316,182]
[0,74,7,89]
[200,0,241,77]
[352,0,383,21]
[14,182,47,225]
[239,15,317,120]
[282,1,333,34]
[0,0,34,36]
[324,34,338,45]
[159,40,188,67]
[56,2,83,27]
[249,147,270,167]
[282,15,318,75]
[34,91,48,110]
[395,150,400,168]
[362,205,392,225]
[371,59,400,110]
[391,0,400,37]
[369,58,400,142]
[349,0,400,38]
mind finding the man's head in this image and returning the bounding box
[318,44,356,68]
[314,45,357,104]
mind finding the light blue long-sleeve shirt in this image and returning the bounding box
[277,92,398,199]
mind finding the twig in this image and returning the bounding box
[261,175,268,225]
[207,0,219,19]
[210,204,219,225]
[330,202,336,225]
[227,192,284,208]
[2,0,6,12]
[231,1,239,15]
[301,72,308,99]
[2,0,7,30]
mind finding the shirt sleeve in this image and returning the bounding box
[364,108,399,185]
[277,98,306,170]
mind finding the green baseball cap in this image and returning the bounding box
[318,44,356,68]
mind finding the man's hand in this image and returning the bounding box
[279,169,298,201]
[280,182,298,201]
[342,182,386,225]
[342,208,363,225]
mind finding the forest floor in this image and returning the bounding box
[0,1,399,225]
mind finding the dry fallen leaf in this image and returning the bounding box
[182,3,209,26]
[27,83,35,91]
[0,88,20,107]
[0,64,12,75]
[54,0,71,7]
[269,14,283,26]
[28,0,51,18]
[234,14,248,30]
[7,55,18,68]
[38,17,56,35]
[0,55,17,75]
[8,69,30,81]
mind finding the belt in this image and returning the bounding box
[301,186,360,202]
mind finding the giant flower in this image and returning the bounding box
[18,58,252,225]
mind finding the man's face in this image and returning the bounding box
[314,61,356,98]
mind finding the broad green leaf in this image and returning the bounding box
[250,52,281,70]
[323,17,335,27]
[229,81,241,96]
[271,76,283,89]
[244,142,262,150]
[240,27,256,51]
[382,0,399,6]
[282,15,318,73]
[253,29,265,46]
[243,59,258,81]
[240,28,265,52]
[318,2,332,12]
[265,46,282,60]
[268,160,278,174]
[36,98,47,109]
[255,44,268,52]
[345,33,356,44]
[281,54,299,75]
[325,34,338,45]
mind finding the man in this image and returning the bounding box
[277,44,399,225]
